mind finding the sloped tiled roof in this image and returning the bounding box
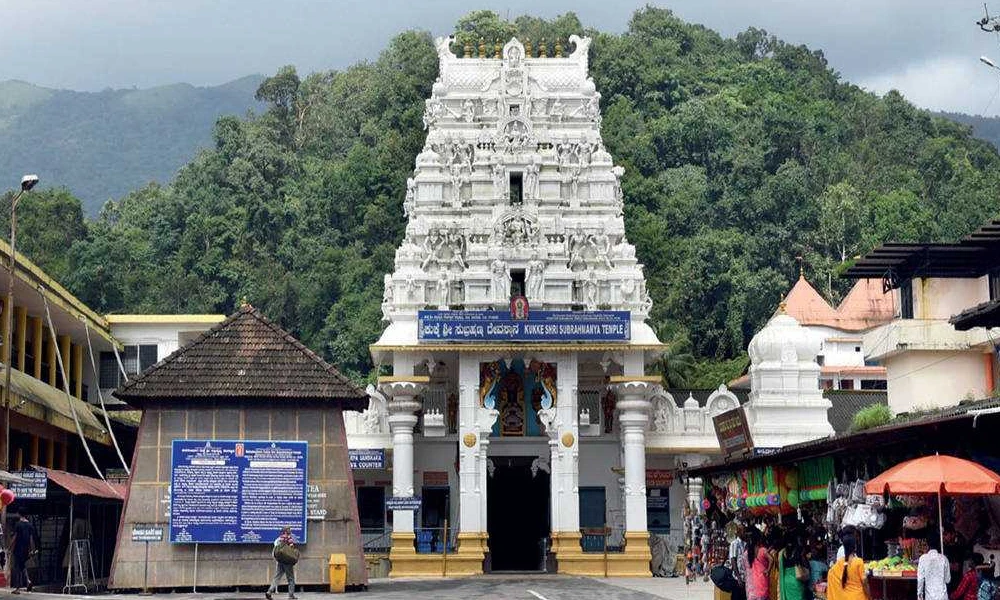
[834,279,896,331]
[782,275,895,332]
[114,305,366,409]
[783,275,839,326]
[824,390,888,435]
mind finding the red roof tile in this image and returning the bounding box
[783,275,839,326]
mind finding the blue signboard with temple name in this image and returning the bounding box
[418,310,631,343]
[170,440,307,544]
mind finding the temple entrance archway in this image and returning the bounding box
[486,455,550,572]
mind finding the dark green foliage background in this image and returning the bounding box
[3,9,999,384]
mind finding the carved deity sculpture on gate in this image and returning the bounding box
[491,160,506,201]
[524,157,540,201]
[526,256,545,301]
[381,274,393,321]
[436,270,451,308]
[404,177,416,218]
[491,258,511,304]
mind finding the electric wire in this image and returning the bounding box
[112,341,129,383]
[37,284,112,488]
[82,318,130,474]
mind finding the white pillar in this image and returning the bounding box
[613,380,652,533]
[544,353,579,536]
[381,380,425,535]
[538,353,585,572]
[454,353,497,572]
[457,353,498,535]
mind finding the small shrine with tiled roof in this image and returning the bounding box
[109,304,367,591]
[115,304,366,406]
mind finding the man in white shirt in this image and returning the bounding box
[918,538,950,600]
[729,525,746,583]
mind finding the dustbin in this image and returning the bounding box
[329,553,347,593]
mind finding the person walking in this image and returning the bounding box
[918,538,951,600]
[746,528,772,600]
[779,533,808,600]
[951,556,983,600]
[826,537,871,600]
[265,527,298,600]
[10,514,38,594]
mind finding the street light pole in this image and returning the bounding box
[2,174,38,471]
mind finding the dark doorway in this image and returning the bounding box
[486,456,550,572]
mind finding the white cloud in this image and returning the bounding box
[858,55,1000,116]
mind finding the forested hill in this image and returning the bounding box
[0,76,264,213]
[4,8,1000,385]
[935,111,1000,151]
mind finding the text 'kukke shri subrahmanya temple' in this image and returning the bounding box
[353,36,834,577]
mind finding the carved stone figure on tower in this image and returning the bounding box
[491,160,506,201]
[583,268,599,310]
[551,98,565,122]
[524,157,540,201]
[584,93,602,125]
[651,394,672,433]
[381,274,393,321]
[593,232,612,269]
[612,165,625,217]
[403,177,416,217]
[461,99,475,122]
[449,163,465,207]
[436,270,451,309]
[491,259,511,304]
[526,255,545,301]
[423,99,443,130]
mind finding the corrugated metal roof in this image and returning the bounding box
[843,220,1000,283]
[35,466,125,500]
[950,299,1000,331]
[691,397,1000,476]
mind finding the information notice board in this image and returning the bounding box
[170,440,308,544]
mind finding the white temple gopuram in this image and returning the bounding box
[347,36,833,578]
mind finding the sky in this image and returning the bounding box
[3,1,1000,116]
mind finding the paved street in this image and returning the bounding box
[19,575,714,600]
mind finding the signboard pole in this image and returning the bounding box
[141,541,150,595]
[441,519,448,577]
[192,543,198,593]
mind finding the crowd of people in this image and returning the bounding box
[719,524,1000,600]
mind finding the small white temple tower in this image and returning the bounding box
[744,306,835,447]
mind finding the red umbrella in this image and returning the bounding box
[865,454,1000,548]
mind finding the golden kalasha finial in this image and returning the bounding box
[795,255,804,278]
[555,39,563,57]
[478,38,486,58]
[463,39,473,58]
[494,39,501,59]
[778,294,787,314]
[538,38,547,57]
[524,38,533,57]
[239,296,250,309]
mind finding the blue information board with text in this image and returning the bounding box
[418,310,631,343]
[170,440,308,544]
